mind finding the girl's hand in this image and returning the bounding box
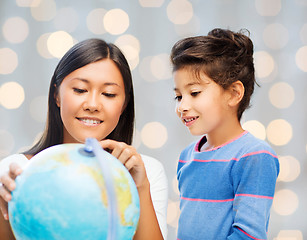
[99,139,148,190]
[0,163,22,220]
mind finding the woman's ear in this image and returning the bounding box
[54,84,60,108]
[228,80,244,107]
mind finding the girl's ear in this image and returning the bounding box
[228,80,244,107]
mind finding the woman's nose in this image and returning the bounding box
[83,93,102,112]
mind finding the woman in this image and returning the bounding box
[0,39,168,240]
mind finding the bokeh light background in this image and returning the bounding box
[1,0,307,239]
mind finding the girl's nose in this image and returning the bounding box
[176,98,189,115]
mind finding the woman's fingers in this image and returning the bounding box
[9,163,22,179]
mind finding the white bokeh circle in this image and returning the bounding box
[278,155,301,182]
[242,120,266,140]
[150,54,172,80]
[167,0,194,25]
[0,48,18,75]
[266,119,292,146]
[47,31,74,59]
[0,82,25,109]
[254,51,275,79]
[2,17,29,43]
[295,46,307,72]
[31,0,56,21]
[103,9,129,35]
[273,189,299,216]
[269,82,295,109]
[141,122,168,149]
[255,0,281,16]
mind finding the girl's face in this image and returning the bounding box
[173,68,232,136]
[56,59,126,144]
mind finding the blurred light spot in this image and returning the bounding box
[255,0,281,16]
[30,96,48,122]
[274,230,303,240]
[115,34,140,70]
[0,130,15,159]
[132,129,141,149]
[103,9,129,35]
[141,122,168,149]
[54,7,79,33]
[242,120,266,140]
[167,0,194,25]
[139,0,164,7]
[277,155,300,182]
[87,8,107,35]
[263,23,289,49]
[254,51,275,78]
[273,189,298,216]
[300,23,307,44]
[150,53,172,80]
[139,56,157,82]
[47,31,74,59]
[295,46,307,72]
[0,48,18,74]
[269,82,295,109]
[167,200,180,227]
[37,33,53,59]
[31,0,56,21]
[2,17,29,43]
[16,0,40,7]
[0,82,24,109]
[267,119,292,146]
[175,15,200,37]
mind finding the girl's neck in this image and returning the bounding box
[201,122,244,151]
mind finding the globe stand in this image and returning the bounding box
[82,138,118,240]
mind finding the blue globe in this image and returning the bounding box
[8,140,140,240]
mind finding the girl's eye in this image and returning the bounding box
[73,88,86,93]
[191,91,200,97]
[174,95,182,101]
[103,93,116,98]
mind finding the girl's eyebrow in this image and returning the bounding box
[174,81,199,91]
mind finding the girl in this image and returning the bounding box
[171,28,279,240]
[0,39,168,240]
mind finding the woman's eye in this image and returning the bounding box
[191,91,200,97]
[73,88,86,93]
[103,93,116,98]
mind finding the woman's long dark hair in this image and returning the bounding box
[24,39,135,156]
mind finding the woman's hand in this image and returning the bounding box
[99,139,148,189]
[0,163,22,220]
[99,139,163,239]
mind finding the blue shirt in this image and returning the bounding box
[177,131,279,240]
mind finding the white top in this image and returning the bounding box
[0,153,168,239]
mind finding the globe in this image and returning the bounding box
[8,139,140,240]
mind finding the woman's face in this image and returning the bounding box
[56,59,126,144]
